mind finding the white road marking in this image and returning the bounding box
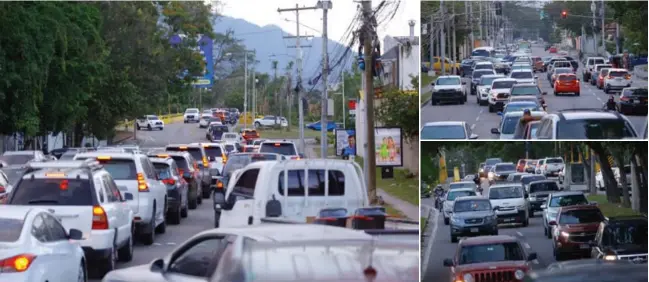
[166,242,177,246]
[422,208,439,275]
[524,242,531,249]
[153,243,162,246]
[516,231,523,237]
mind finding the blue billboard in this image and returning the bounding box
[170,34,214,88]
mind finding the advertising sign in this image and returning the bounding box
[334,129,356,157]
[169,34,214,88]
[374,127,403,167]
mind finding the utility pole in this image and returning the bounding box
[361,0,377,204]
[278,4,315,153]
[600,0,605,54]
[591,1,597,55]
[479,1,483,42]
[243,54,248,129]
[466,1,472,54]
[318,0,332,159]
[429,15,434,66]
[440,0,446,75]
[341,71,346,129]
[252,71,256,121]
[451,3,456,70]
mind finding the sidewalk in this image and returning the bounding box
[378,188,419,220]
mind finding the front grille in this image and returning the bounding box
[187,115,195,118]
[465,218,484,224]
[156,122,162,125]
[619,254,648,264]
[497,93,509,99]
[568,232,596,243]
[472,270,517,282]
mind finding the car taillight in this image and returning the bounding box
[620,96,630,101]
[163,178,176,185]
[202,156,209,168]
[0,254,36,273]
[216,180,223,189]
[625,74,631,79]
[137,173,149,192]
[222,154,228,163]
[92,205,108,230]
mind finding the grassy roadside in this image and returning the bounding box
[421,217,427,232]
[375,168,418,206]
[587,195,642,217]
[420,75,436,105]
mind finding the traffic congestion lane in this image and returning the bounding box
[421,208,556,281]
[89,194,216,282]
[133,121,236,147]
[420,45,648,139]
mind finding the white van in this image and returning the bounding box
[217,159,368,227]
[488,184,529,226]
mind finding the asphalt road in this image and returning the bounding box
[420,45,648,139]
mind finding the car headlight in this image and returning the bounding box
[451,217,461,224]
[603,255,617,261]
[514,269,525,280]
[560,231,570,238]
[463,273,474,282]
[516,205,526,210]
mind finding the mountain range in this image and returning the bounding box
[213,15,355,84]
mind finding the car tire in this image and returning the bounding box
[254,122,261,128]
[197,191,203,205]
[431,99,437,106]
[214,211,221,228]
[488,104,494,113]
[136,124,140,130]
[522,217,529,227]
[450,233,458,243]
[181,200,189,218]
[604,85,610,94]
[147,124,152,131]
[77,261,87,282]
[443,217,449,225]
[202,185,211,199]
[554,247,565,261]
[459,98,465,105]
[117,227,134,262]
[188,191,198,209]
[546,227,552,238]
[492,229,499,236]
[529,209,534,218]
[168,202,181,225]
[139,208,156,245]
[575,92,580,96]
[155,203,167,234]
[95,246,116,278]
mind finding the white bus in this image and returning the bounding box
[472,47,495,58]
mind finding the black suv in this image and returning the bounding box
[148,151,202,209]
[590,215,648,264]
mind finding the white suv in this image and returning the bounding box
[488,184,529,227]
[603,68,633,94]
[258,140,300,159]
[540,157,564,177]
[74,152,168,246]
[6,160,135,276]
[135,115,164,131]
[509,70,537,85]
[534,109,638,139]
[183,108,200,123]
[583,57,606,82]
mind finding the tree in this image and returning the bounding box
[607,1,647,53]
[374,78,418,143]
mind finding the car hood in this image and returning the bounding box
[492,88,512,94]
[455,261,528,273]
[559,223,600,233]
[434,85,462,91]
[452,210,494,219]
[530,191,552,198]
[609,244,649,256]
[102,264,161,281]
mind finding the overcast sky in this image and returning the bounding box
[216,0,419,43]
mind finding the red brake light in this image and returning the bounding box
[162,178,176,185]
[0,254,36,272]
[137,173,149,192]
[202,156,209,168]
[92,205,108,230]
[620,96,630,101]
[59,179,69,191]
[274,143,281,147]
[216,180,223,189]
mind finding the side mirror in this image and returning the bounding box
[534,75,538,79]
[469,134,479,140]
[548,220,557,226]
[527,252,538,261]
[183,171,192,178]
[443,259,454,267]
[68,228,83,240]
[540,204,547,209]
[124,193,134,201]
[298,153,306,159]
[430,82,435,86]
[266,195,282,217]
[497,111,503,116]
[222,193,237,210]
[150,258,165,273]
[491,128,500,134]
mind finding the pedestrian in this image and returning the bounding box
[513,109,542,139]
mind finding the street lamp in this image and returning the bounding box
[225,50,254,128]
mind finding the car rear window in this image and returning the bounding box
[609,71,628,77]
[170,156,190,170]
[259,143,296,156]
[521,175,546,185]
[203,146,223,158]
[510,72,532,79]
[557,119,636,139]
[211,125,229,132]
[224,144,235,153]
[152,162,172,179]
[10,178,93,205]
[447,190,476,201]
[92,159,137,180]
[278,169,345,196]
[511,86,539,96]
[558,74,576,81]
[590,59,605,65]
[0,218,24,242]
[420,125,466,139]
[495,164,515,171]
[472,71,492,78]
[167,147,203,162]
[529,182,559,193]
[0,154,33,166]
[546,158,563,164]
[596,65,612,71]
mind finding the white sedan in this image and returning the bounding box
[0,206,86,282]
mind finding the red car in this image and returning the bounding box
[443,235,536,282]
[549,46,557,53]
[553,73,580,96]
[596,68,610,89]
[241,129,260,141]
[516,159,527,172]
[549,204,604,261]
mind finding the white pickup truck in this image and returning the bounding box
[214,159,418,231]
[135,115,164,131]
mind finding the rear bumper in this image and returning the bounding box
[134,193,154,223]
[495,210,526,224]
[555,86,579,93]
[618,102,648,114]
[606,83,632,90]
[432,91,464,101]
[82,246,112,261]
[450,223,497,236]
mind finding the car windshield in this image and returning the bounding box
[501,116,522,134]
[495,164,515,172]
[259,143,296,156]
[559,209,603,224]
[521,175,546,185]
[609,71,628,77]
[436,77,461,85]
[454,200,491,212]
[473,71,493,79]
[630,88,648,97]
[489,186,523,199]
[505,103,540,113]
[608,224,648,247]
[472,50,491,57]
[421,125,466,139]
[449,182,475,190]
[0,154,34,166]
[511,86,539,96]
[0,218,24,242]
[480,77,500,86]
[546,158,563,164]
[557,119,636,139]
[10,178,93,205]
[510,72,533,79]
[549,194,588,207]
[529,182,559,193]
[492,81,516,89]
[447,190,476,201]
[458,242,525,265]
[185,109,199,113]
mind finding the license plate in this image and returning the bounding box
[504,218,514,222]
[580,244,591,249]
[470,228,479,233]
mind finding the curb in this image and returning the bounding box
[420,207,435,273]
[421,98,432,108]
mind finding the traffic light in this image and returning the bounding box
[561,10,567,19]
